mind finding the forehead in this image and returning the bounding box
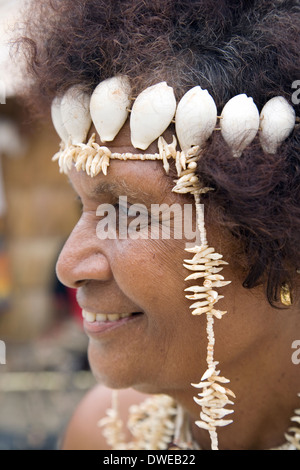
[68,158,174,201]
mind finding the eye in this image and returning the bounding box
[76,196,83,213]
[114,198,151,233]
[114,197,149,219]
[115,198,131,217]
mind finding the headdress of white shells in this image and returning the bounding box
[51,77,298,451]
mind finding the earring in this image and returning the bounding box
[280,282,292,306]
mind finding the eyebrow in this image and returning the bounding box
[90,180,154,203]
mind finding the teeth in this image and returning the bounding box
[85,312,96,322]
[121,313,132,319]
[96,313,107,322]
[108,313,121,322]
[82,310,134,323]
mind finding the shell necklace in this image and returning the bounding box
[98,392,300,450]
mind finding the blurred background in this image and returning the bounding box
[0,0,96,450]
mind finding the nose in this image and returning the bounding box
[56,220,112,289]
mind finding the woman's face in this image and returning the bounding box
[55,124,274,404]
[56,126,214,395]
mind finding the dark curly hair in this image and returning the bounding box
[17,0,300,306]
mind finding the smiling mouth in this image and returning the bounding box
[82,310,142,323]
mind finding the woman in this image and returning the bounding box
[19,0,300,450]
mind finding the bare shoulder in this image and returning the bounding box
[61,384,148,450]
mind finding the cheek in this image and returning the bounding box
[109,237,188,313]
[88,237,208,391]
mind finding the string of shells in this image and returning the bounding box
[283,393,300,450]
[171,140,235,449]
[51,76,297,178]
[184,242,235,450]
[53,133,183,177]
[98,391,179,450]
[97,390,127,450]
[98,389,299,450]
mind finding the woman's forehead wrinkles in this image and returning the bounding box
[67,160,172,203]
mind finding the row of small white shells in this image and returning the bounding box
[51,76,296,158]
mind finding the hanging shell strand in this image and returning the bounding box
[185,240,235,451]
[284,393,300,450]
[172,148,235,450]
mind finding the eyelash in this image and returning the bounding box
[76,197,154,228]
[114,201,153,229]
[76,196,83,212]
[114,200,132,216]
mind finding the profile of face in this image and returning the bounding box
[56,123,218,394]
[55,123,266,401]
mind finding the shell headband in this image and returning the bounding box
[52,76,297,176]
[51,77,299,451]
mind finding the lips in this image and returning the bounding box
[82,309,143,335]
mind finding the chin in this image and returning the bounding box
[87,342,143,391]
[87,342,170,395]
